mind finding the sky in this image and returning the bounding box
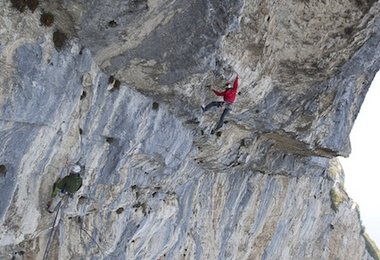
[340,72,380,247]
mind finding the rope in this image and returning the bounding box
[79,223,104,257]
[43,200,62,260]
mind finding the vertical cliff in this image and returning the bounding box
[1,0,379,259]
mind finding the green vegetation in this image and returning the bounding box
[363,232,380,260]
[330,187,344,212]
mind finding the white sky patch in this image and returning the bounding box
[340,71,380,247]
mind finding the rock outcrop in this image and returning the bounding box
[1,0,379,259]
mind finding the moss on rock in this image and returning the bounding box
[330,186,345,212]
[363,232,380,260]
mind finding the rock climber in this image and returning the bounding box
[48,164,83,213]
[202,74,239,133]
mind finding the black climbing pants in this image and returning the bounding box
[204,101,232,131]
[214,106,231,131]
[204,101,224,112]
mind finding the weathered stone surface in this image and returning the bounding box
[0,0,379,259]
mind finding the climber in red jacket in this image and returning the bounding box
[202,74,239,132]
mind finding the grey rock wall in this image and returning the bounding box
[0,0,379,259]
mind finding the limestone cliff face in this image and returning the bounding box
[0,0,379,259]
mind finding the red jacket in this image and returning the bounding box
[212,75,239,104]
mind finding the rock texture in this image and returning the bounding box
[1,0,380,259]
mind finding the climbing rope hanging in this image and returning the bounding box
[43,201,63,260]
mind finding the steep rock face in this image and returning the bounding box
[0,0,379,259]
